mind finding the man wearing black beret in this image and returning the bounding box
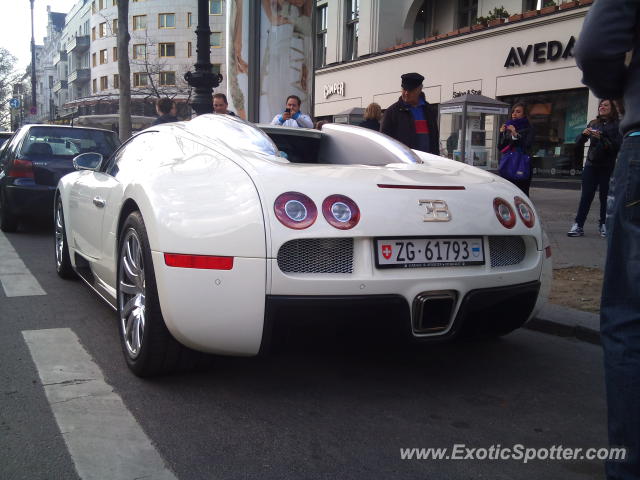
[380,72,440,155]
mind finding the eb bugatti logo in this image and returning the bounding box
[419,200,451,222]
[381,244,392,260]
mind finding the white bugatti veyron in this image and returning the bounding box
[54,114,552,376]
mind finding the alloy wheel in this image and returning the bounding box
[119,229,146,358]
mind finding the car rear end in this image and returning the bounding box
[1,125,118,225]
[255,163,550,342]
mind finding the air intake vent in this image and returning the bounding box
[277,238,354,273]
[489,236,526,268]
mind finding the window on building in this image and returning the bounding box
[133,44,146,59]
[113,74,120,89]
[316,5,327,67]
[113,0,118,6]
[209,0,222,15]
[84,20,90,35]
[113,46,118,61]
[457,0,478,28]
[133,15,147,30]
[187,12,192,27]
[100,76,108,90]
[92,78,97,93]
[91,27,96,40]
[159,13,176,28]
[522,0,541,11]
[92,1,96,14]
[98,0,104,9]
[133,72,149,87]
[100,49,107,64]
[113,19,118,34]
[210,31,222,48]
[159,43,176,57]
[99,23,107,37]
[159,71,176,86]
[92,52,97,66]
[413,1,434,41]
[211,64,221,76]
[187,41,192,57]
[345,0,359,61]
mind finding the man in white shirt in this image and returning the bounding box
[270,95,313,128]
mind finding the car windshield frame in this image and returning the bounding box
[19,126,120,159]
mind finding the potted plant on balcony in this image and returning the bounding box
[472,17,487,31]
[540,0,559,13]
[485,6,510,27]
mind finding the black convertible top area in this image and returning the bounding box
[258,124,421,166]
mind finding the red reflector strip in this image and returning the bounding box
[377,184,466,190]
[164,253,234,270]
[545,246,552,258]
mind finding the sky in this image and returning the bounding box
[1,0,78,72]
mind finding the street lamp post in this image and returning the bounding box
[184,0,221,115]
[30,0,37,115]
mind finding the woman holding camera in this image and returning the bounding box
[567,99,621,237]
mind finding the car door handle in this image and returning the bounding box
[93,196,106,208]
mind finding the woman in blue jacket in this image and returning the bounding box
[567,99,621,238]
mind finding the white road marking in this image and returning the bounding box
[0,231,46,297]
[22,328,177,480]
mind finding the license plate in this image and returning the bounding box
[375,237,485,268]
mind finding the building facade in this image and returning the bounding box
[314,0,596,179]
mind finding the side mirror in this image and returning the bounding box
[73,152,103,171]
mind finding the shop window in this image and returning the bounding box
[316,5,327,67]
[499,88,589,178]
[457,0,478,29]
[413,1,434,41]
[344,0,359,61]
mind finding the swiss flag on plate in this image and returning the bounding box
[382,244,392,260]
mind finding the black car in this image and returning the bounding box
[0,124,120,232]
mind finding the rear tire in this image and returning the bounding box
[54,197,76,279]
[118,211,205,376]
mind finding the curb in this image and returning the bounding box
[526,303,601,345]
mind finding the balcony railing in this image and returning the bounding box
[68,68,90,84]
[67,35,90,54]
[53,50,68,66]
[52,80,68,93]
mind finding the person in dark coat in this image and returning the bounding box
[497,102,535,196]
[151,97,178,126]
[380,73,440,155]
[567,99,621,238]
[575,1,640,477]
[358,103,382,131]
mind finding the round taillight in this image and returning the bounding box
[493,197,516,229]
[514,196,535,228]
[274,192,317,229]
[322,194,360,229]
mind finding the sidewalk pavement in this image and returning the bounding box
[525,185,605,344]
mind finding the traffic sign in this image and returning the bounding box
[9,98,20,109]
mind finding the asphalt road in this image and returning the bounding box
[1,221,608,480]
